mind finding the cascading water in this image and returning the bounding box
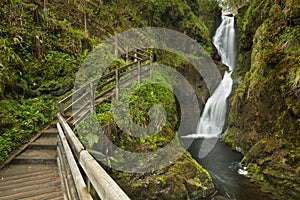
[214,14,236,71]
[187,10,272,200]
[184,12,236,138]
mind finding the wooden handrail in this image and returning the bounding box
[79,151,130,200]
[57,123,93,200]
[56,49,153,199]
[58,113,85,158]
[58,49,152,117]
[57,113,130,200]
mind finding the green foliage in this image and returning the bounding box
[96,102,112,124]
[0,0,216,168]
[0,97,55,162]
[0,0,93,162]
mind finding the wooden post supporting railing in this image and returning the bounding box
[115,69,120,100]
[134,49,137,62]
[59,102,65,117]
[150,51,153,79]
[126,47,129,64]
[89,82,95,112]
[114,35,118,56]
[138,60,141,83]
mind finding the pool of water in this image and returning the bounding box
[187,138,272,200]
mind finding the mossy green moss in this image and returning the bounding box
[87,72,215,199]
[108,151,214,200]
[227,0,300,199]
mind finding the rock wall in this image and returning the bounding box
[225,0,300,199]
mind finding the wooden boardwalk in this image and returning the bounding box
[0,49,152,200]
[0,122,78,199]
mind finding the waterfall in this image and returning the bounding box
[213,14,236,71]
[184,12,236,138]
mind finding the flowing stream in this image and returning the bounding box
[187,12,272,200]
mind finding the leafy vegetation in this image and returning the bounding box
[0,0,92,162]
[87,72,214,199]
[0,0,219,163]
[0,97,55,162]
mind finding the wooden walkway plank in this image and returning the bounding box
[0,125,71,200]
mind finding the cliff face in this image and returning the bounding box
[226,0,300,199]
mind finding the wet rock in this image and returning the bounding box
[225,0,300,199]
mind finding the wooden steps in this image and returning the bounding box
[0,125,71,199]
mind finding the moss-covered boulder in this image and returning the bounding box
[77,75,215,199]
[109,151,214,200]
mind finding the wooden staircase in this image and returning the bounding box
[0,122,77,200]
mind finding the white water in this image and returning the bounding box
[214,14,236,71]
[184,13,236,138]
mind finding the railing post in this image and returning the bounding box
[84,11,87,34]
[59,103,65,116]
[134,49,137,62]
[87,179,91,193]
[115,69,119,100]
[114,35,118,56]
[126,46,129,64]
[90,82,95,112]
[43,0,48,17]
[150,51,153,79]
[138,60,141,83]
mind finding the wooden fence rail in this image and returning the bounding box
[59,49,153,126]
[57,113,130,200]
[57,49,153,199]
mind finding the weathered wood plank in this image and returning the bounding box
[57,123,93,200]
[57,113,84,157]
[79,150,131,200]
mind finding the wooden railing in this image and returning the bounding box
[57,49,153,200]
[59,49,153,126]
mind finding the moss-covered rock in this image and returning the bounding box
[226,0,300,199]
[88,79,215,199]
[109,152,214,200]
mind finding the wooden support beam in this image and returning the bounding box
[138,60,141,83]
[134,49,137,62]
[115,69,120,100]
[126,47,129,64]
[150,52,153,79]
[114,35,118,56]
[90,82,95,112]
[59,103,65,116]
